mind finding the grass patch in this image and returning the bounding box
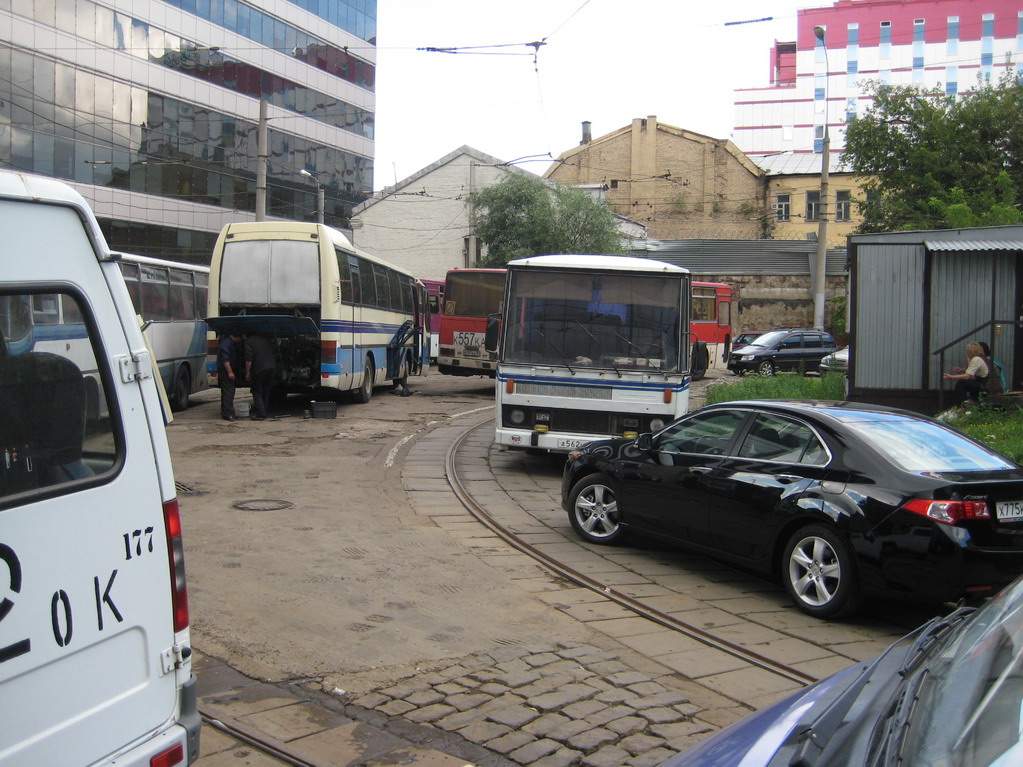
[704,373,1023,463]
[705,372,846,405]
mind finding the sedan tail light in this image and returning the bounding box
[903,499,991,525]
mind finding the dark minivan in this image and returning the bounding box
[727,328,837,376]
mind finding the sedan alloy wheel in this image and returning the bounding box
[783,524,859,618]
[568,474,627,544]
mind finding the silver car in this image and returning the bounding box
[819,345,849,375]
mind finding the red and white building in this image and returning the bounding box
[735,0,1023,161]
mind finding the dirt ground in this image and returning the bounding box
[169,371,595,690]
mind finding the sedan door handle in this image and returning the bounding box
[777,474,802,484]
[691,466,714,475]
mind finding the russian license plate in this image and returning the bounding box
[557,437,589,450]
[463,346,481,357]
[997,500,1023,520]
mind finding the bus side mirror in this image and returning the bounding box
[485,313,502,353]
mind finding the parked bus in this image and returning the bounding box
[437,267,506,377]
[422,278,444,360]
[690,280,733,380]
[117,254,210,411]
[205,222,428,403]
[486,254,692,452]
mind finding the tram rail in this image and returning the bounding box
[446,418,820,688]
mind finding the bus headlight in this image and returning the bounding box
[649,417,666,431]
[509,408,527,425]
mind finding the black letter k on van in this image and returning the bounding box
[94,570,123,630]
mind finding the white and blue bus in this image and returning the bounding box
[116,253,210,412]
[487,254,693,452]
[205,222,428,403]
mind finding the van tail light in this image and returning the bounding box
[151,743,184,767]
[903,499,991,525]
[163,499,190,632]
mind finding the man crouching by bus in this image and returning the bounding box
[218,331,243,420]
[245,332,276,420]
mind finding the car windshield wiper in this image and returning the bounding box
[897,606,975,676]
[871,667,930,767]
[865,606,976,767]
[790,635,907,767]
[790,608,973,767]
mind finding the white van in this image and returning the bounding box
[0,171,199,767]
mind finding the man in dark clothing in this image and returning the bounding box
[218,332,243,420]
[245,333,276,420]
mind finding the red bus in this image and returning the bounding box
[437,268,506,377]
[690,280,733,380]
[421,278,444,360]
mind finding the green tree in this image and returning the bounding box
[470,174,623,266]
[842,70,1023,232]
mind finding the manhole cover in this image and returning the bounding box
[232,499,294,512]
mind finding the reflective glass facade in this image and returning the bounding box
[0,0,376,261]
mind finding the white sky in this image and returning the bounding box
[372,0,816,191]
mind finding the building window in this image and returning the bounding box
[880,21,891,59]
[806,191,821,222]
[946,67,958,96]
[814,125,825,153]
[947,16,959,55]
[835,191,851,221]
[775,194,791,222]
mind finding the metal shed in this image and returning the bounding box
[847,226,1023,414]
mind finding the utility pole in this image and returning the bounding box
[255,99,267,221]
[812,26,830,330]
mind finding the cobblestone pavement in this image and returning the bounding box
[192,369,918,766]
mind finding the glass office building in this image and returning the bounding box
[0,0,376,262]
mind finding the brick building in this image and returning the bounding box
[544,116,766,240]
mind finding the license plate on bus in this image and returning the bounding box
[997,500,1023,520]
[557,437,590,450]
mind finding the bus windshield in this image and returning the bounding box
[502,269,683,371]
[444,271,505,317]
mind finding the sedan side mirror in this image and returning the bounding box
[635,433,654,451]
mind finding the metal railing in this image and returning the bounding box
[933,319,1021,410]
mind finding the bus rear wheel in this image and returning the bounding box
[354,358,374,403]
[170,366,190,412]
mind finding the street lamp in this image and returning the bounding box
[812,25,830,330]
[299,169,325,224]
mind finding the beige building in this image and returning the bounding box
[545,116,768,240]
[758,153,866,249]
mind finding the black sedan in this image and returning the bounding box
[561,400,1023,618]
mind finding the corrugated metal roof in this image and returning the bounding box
[924,239,1023,252]
[753,151,851,176]
[623,239,847,275]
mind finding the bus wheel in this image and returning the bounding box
[354,358,374,403]
[690,342,709,381]
[170,366,190,412]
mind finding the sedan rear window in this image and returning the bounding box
[849,418,1017,473]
